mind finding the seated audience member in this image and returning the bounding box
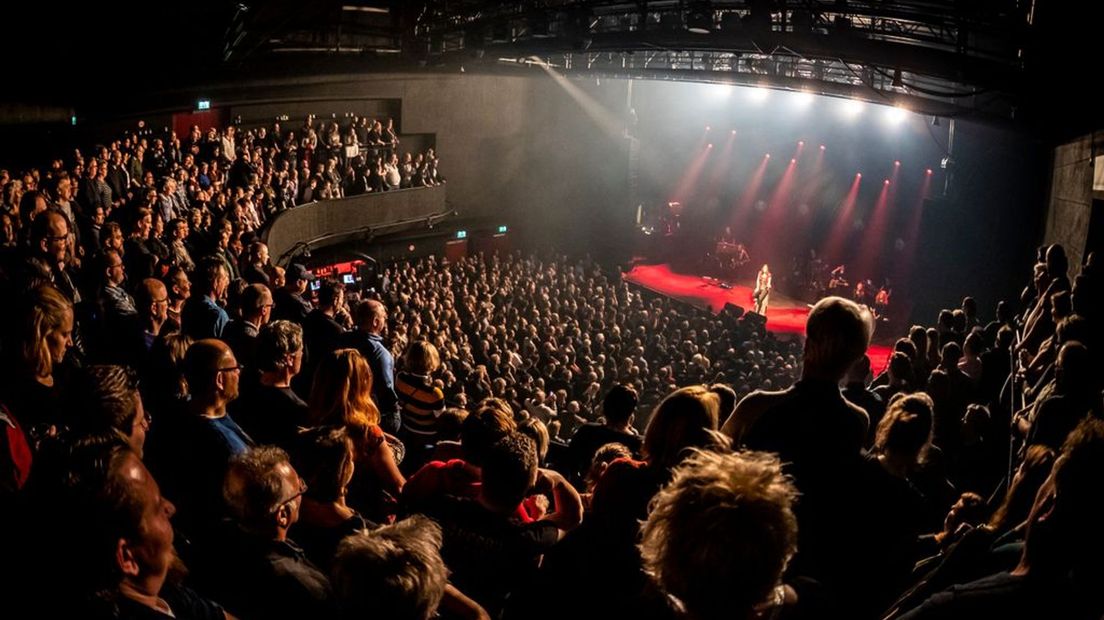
[181,257,230,340]
[308,348,404,521]
[18,436,226,618]
[416,432,581,615]
[221,283,272,373]
[331,516,449,620]
[640,449,799,620]
[289,427,375,571]
[207,446,336,619]
[898,419,1104,619]
[233,320,309,449]
[566,384,642,483]
[74,365,150,458]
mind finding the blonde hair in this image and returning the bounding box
[641,449,798,618]
[20,284,72,378]
[403,340,440,375]
[309,348,381,433]
[643,385,729,472]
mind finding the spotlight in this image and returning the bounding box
[765,153,771,159]
[790,158,796,163]
[819,145,826,150]
[842,99,864,118]
[749,86,769,103]
[705,125,711,131]
[856,173,862,178]
[884,179,890,185]
[794,91,814,107]
[884,105,907,125]
[926,168,933,175]
[798,141,804,146]
[894,160,900,166]
[707,143,713,148]
[731,129,736,134]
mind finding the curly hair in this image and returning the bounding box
[332,515,448,620]
[640,449,798,619]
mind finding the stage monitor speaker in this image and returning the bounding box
[721,303,744,319]
[740,311,767,331]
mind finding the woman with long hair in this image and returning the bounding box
[753,264,772,315]
[309,348,404,519]
[4,284,75,440]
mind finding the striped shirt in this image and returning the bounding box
[396,372,445,436]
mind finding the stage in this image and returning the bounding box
[623,263,893,372]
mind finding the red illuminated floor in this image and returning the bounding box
[623,263,893,372]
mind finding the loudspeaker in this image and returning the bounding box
[721,303,744,319]
[740,311,767,331]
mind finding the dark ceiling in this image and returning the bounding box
[3,1,1101,138]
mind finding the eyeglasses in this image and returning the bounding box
[215,365,244,374]
[273,477,308,513]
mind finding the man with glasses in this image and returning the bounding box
[96,248,136,337]
[146,339,253,542]
[203,446,335,619]
[117,278,171,368]
[223,283,273,373]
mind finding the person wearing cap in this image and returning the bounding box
[274,263,314,325]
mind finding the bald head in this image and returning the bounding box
[135,278,169,322]
[803,297,872,380]
[184,339,238,402]
[355,299,387,334]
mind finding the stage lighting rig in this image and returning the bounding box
[686,1,713,35]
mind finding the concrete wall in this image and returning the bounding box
[264,185,447,263]
[1045,135,1093,275]
[153,72,635,257]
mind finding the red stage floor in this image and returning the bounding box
[623,263,893,373]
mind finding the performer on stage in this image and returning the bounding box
[753,264,772,315]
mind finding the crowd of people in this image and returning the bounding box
[0,113,443,250]
[0,115,1103,619]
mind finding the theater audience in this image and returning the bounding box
[0,121,1100,620]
